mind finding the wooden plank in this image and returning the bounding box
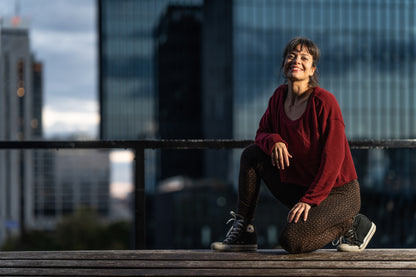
[0,259,416,270]
[0,249,415,276]
[0,249,415,261]
[0,268,416,277]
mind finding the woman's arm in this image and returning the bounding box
[255,89,288,155]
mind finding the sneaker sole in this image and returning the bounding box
[337,222,376,252]
[211,242,258,252]
[360,222,376,250]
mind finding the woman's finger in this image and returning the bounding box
[291,205,302,223]
[278,147,284,170]
[287,205,299,223]
[288,202,311,223]
[303,205,310,222]
[273,148,278,168]
[284,151,292,168]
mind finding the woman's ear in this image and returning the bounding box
[309,66,316,77]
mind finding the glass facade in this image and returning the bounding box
[99,0,202,140]
[233,0,416,140]
[99,0,416,248]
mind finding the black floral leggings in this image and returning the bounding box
[237,144,361,253]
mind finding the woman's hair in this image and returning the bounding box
[280,37,321,88]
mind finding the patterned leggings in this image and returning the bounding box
[237,144,361,253]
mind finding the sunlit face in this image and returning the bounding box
[283,44,316,84]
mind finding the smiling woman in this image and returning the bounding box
[211,37,376,254]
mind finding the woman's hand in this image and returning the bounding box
[287,202,311,223]
[271,142,293,170]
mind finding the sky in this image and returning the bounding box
[0,0,133,199]
[0,0,98,138]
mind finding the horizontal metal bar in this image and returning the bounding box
[0,139,415,149]
[348,139,416,149]
[0,140,254,149]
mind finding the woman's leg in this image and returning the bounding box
[212,144,276,251]
[237,144,306,218]
[237,144,282,220]
[212,144,306,251]
[278,180,361,253]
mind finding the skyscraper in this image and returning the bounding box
[155,5,204,179]
[98,0,232,189]
[31,61,43,138]
[0,16,37,242]
[98,0,162,140]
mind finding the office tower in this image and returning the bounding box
[202,0,233,180]
[0,16,36,242]
[232,0,416,140]
[31,61,43,138]
[98,0,203,193]
[34,148,110,229]
[99,0,232,183]
[98,0,160,140]
[155,5,204,179]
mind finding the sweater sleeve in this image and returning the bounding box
[255,90,288,155]
[300,97,347,206]
[300,119,346,205]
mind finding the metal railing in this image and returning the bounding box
[1,138,416,249]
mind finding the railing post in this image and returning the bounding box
[134,146,146,249]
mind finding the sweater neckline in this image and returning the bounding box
[281,86,316,124]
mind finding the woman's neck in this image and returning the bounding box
[287,81,312,106]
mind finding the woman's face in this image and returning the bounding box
[283,44,316,84]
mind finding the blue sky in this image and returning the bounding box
[0,0,98,138]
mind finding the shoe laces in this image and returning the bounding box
[332,228,358,246]
[223,211,245,243]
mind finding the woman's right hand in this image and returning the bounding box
[271,142,292,170]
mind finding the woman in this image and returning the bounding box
[211,37,376,254]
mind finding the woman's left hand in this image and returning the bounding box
[287,202,311,223]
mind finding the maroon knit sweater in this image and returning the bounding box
[255,85,357,206]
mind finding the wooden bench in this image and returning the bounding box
[0,249,415,276]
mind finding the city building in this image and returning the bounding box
[0,16,37,242]
[31,61,43,139]
[34,149,110,230]
[98,0,161,140]
[0,15,112,246]
[99,0,232,188]
[154,5,204,180]
[99,0,416,248]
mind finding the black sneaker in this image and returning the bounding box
[336,214,376,252]
[211,211,257,252]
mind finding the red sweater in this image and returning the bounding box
[255,85,357,206]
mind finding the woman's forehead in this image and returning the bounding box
[288,44,312,55]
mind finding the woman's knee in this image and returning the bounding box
[279,226,313,254]
[279,232,305,254]
[240,144,262,164]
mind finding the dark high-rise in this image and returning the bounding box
[155,5,204,179]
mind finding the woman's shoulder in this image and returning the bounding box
[273,84,288,95]
[311,87,344,120]
[269,84,287,102]
[312,87,340,107]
